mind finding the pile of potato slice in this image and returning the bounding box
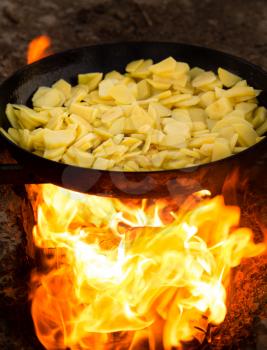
[1,56,267,171]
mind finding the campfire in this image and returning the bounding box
[26,184,265,350]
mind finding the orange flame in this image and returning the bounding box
[27,35,52,64]
[27,184,266,350]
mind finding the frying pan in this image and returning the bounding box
[0,42,266,198]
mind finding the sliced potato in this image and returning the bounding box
[4,56,266,171]
[218,68,241,88]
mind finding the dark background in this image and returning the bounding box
[0,0,267,349]
[1,0,267,81]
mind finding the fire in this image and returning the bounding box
[27,35,52,64]
[27,184,266,350]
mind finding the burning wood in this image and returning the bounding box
[26,184,266,349]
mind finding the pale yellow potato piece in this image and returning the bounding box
[218,68,241,87]
[6,104,20,128]
[129,105,154,130]
[225,86,256,99]
[200,91,216,107]
[73,133,97,151]
[192,121,207,131]
[192,71,216,88]
[43,128,76,149]
[109,117,125,135]
[199,79,223,92]
[172,108,191,121]
[109,84,135,104]
[69,103,98,123]
[33,87,65,108]
[147,79,171,90]
[199,143,213,156]
[46,114,65,130]
[98,79,116,98]
[130,59,153,79]
[176,96,200,107]
[161,93,192,107]
[69,113,92,138]
[65,85,88,106]
[256,120,267,136]
[125,59,144,73]
[136,79,151,100]
[189,67,205,79]
[43,146,66,162]
[253,106,267,128]
[71,148,95,167]
[235,102,257,115]
[52,79,72,99]
[150,129,165,144]
[17,129,33,150]
[212,140,232,161]
[13,105,49,130]
[151,152,166,168]
[172,74,188,88]
[149,102,171,118]
[31,128,45,150]
[92,157,115,170]
[7,128,22,145]
[101,106,123,124]
[206,97,233,120]
[233,123,258,146]
[105,71,124,81]
[149,57,176,74]
[123,160,140,171]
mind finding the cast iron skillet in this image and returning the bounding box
[0,42,266,198]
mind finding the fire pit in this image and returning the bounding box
[24,183,266,350]
[0,1,267,349]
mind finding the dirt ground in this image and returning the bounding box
[0,0,267,349]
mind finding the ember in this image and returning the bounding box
[26,184,266,350]
[27,35,52,64]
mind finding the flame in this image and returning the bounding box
[27,184,266,350]
[27,35,52,64]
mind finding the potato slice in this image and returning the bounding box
[252,106,267,128]
[4,56,265,171]
[126,59,144,73]
[52,79,72,99]
[6,104,20,128]
[43,146,66,162]
[93,157,115,170]
[212,139,232,161]
[192,71,216,88]
[130,59,153,79]
[136,79,151,100]
[149,57,176,74]
[78,73,103,92]
[206,97,233,120]
[233,123,258,146]
[109,84,136,104]
[32,87,65,108]
[218,68,241,87]
[256,120,267,136]
[43,128,76,149]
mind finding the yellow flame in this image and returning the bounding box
[28,184,266,350]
